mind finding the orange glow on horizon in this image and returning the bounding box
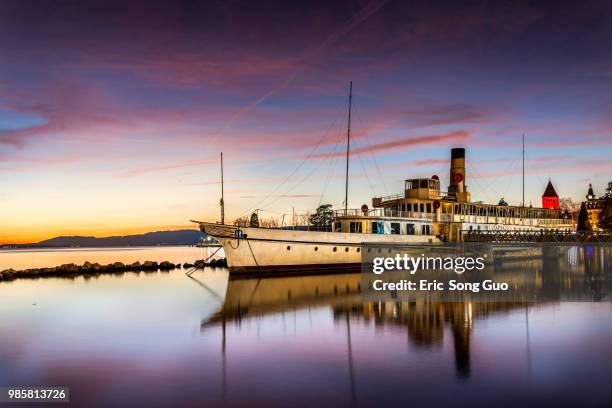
[1,224,200,245]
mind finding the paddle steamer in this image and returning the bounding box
[195,85,572,274]
[196,145,571,274]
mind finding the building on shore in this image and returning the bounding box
[585,183,604,232]
[542,179,560,209]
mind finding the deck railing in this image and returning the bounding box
[462,230,611,243]
[377,193,403,202]
[375,191,451,202]
[334,208,436,220]
[332,209,572,226]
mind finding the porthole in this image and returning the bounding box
[345,247,349,252]
[287,246,291,250]
[357,248,361,253]
[314,246,318,251]
[367,248,371,253]
[378,248,382,253]
[333,247,337,252]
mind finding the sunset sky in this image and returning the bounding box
[1,0,612,243]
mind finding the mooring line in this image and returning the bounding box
[185,246,223,276]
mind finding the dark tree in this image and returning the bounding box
[599,181,612,233]
[577,202,590,233]
[249,212,259,228]
[309,204,334,229]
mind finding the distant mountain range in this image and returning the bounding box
[34,229,206,247]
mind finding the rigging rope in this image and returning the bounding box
[318,115,348,206]
[465,157,501,204]
[354,101,389,195]
[237,99,348,219]
[354,137,378,196]
[268,107,350,209]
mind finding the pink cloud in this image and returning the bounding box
[388,158,450,168]
[239,194,320,199]
[309,130,472,159]
[115,160,215,178]
[471,158,612,179]
[0,153,83,172]
[180,179,240,186]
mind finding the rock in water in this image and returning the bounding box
[59,263,79,273]
[142,261,158,270]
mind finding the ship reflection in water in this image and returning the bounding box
[201,244,612,406]
[0,245,611,407]
[203,273,496,379]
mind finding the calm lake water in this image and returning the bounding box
[0,246,220,270]
[1,247,612,407]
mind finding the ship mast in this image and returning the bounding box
[522,133,525,207]
[344,81,352,215]
[220,152,225,224]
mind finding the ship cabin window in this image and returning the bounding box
[421,225,431,235]
[391,222,400,234]
[349,222,362,233]
[419,179,429,188]
[426,203,432,213]
[419,203,425,213]
[371,221,382,234]
[406,223,415,235]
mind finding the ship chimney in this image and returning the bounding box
[448,148,471,202]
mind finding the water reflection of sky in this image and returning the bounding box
[0,246,214,270]
[1,263,612,407]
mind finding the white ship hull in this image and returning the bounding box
[197,222,440,275]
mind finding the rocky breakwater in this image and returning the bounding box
[1,260,175,282]
[0,258,229,282]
